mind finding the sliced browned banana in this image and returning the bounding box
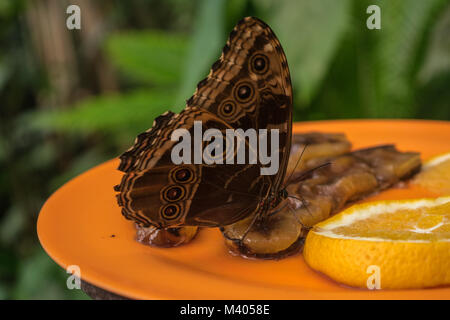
[222,145,422,260]
[135,224,198,248]
[287,132,351,176]
[221,200,306,260]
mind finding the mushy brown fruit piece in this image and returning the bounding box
[222,142,421,260]
[135,225,198,248]
[287,132,352,176]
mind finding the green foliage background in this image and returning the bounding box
[0,0,449,299]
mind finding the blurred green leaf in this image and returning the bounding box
[306,34,364,121]
[0,284,8,299]
[49,148,109,192]
[417,72,450,120]
[311,0,449,119]
[105,30,188,86]
[0,135,6,162]
[27,89,175,139]
[0,247,17,281]
[418,3,450,84]
[0,0,24,19]
[368,0,447,117]
[13,249,89,300]
[176,0,226,107]
[0,57,12,91]
[267,0,351,106]
[25,139,57,171]
[225,0,250,31]
[0,205,26,246]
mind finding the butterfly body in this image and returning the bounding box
[115,17,293,230]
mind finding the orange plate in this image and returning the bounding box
[37,120,450,299]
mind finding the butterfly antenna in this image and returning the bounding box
[267,201,289,216]
[288,195,301,201]
[283,144,308,189]
[287,161,332,186]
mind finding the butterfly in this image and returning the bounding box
[114,17,293,230]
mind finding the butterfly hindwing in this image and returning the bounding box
[115,107,264,227]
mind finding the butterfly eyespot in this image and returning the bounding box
[238,85,251,99]
[162,185,185,202]
[171,167,194,183]
[250,54,269,74]
[223,103,233,114]
[234,82,254,103]
[218,100,237,119]
[161,204,181,220]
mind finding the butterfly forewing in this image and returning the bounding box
[187,16,293,192]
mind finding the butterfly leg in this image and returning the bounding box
[238,211,260,246]
[238,179,272,245]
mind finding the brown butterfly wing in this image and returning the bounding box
[187,16,293,192]
[118,163,264,228]
[115,17,293,228]
[115,107,264,227]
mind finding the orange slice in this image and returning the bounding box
[413,152,450,195]
[303,197,450,289]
